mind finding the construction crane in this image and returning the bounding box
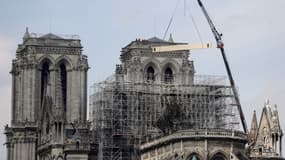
[197,0,248,134]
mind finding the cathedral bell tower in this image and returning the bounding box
[117,36,195,85]
[5,28,89,160]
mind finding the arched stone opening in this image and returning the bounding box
[164,67,173,83]
[143,58,160,82]
[211,152,227,160]
[55,56,73,70]
[55,58,71,112]
[146,66,155,81]
[59,63,67,112]
[161,61,178,84]
[187,153,202,160]
[40,61,50,105]
[144,62,159,82]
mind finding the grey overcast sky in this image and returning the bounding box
[0,0,285,158]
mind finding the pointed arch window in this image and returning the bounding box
[191,155,199,160]
[59,64,67,111]
[41,62,50,105]
[164,67,173,83]
[211,153,226,160]
[146,66,155,81]
[187,153,201,160]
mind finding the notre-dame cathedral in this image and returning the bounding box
[4,29,284,160]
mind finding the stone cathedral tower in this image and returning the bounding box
[4,29,90,160]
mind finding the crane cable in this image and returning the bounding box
[163,0,204,45]
[185,0,204,44]
[163,0,182,40]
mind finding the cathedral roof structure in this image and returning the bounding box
[40,33,63,39]
[16,30,82,54]
[147,36,170,43]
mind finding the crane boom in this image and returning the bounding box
[197,0,249,134]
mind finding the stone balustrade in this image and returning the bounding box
[141,129,248,150]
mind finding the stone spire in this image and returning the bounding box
[249,110,258,143]
[168,33,174,43]
[23,27,30,42]
[272,104,281,130]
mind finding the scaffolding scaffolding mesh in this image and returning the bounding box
[89,74,240,160]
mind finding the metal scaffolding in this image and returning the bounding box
[89,74,240,160]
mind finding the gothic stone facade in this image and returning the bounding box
[4,29,95,160]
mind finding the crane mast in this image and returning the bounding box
[197,0,249,134]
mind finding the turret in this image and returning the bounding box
[249,110,258,144]
[23,27,30,42]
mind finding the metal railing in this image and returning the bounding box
[29,32,80,40]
